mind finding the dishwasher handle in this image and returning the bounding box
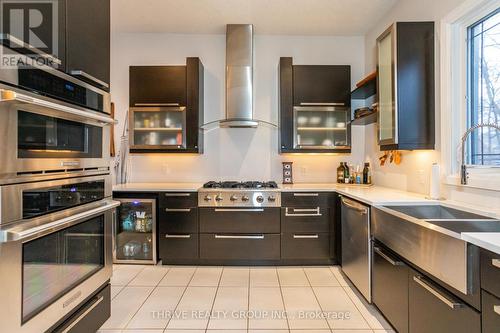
[340,196,368,215]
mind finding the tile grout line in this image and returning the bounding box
[204,266,223,332]
[304,266,334,333]
[276,266,291,333]
[341,285,374,330]
[246,267,250,331]
[164,266,197,332]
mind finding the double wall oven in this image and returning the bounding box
[0,46,118,333]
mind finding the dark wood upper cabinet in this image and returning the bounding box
[64,0,110,90]
[129,58,204,154]
[377,21,435,151]
[279,57,351,154]
[293,65,351,106]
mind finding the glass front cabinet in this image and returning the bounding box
[114,198,157,264]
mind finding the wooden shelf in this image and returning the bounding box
[351,72,377,99]
[134,127,183,131]
[297,127,347,131]
[351,112,377,125]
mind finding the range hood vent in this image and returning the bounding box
[203,24,276,130]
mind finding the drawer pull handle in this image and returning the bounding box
[413,275,463,309]
[214,234,264,240]
[214,208,264,212]
[293,234,319,239]
[165,234,191,239]
[374,246,404,266]
[293,193,319,196]
[492,259,500,269]
[135,103,180,107]
[164,193,191,197]
[341,197,368,214]
[61,295,104,333]
[285,207,322,217]
[494,305,500,316]
[165,208,191,212]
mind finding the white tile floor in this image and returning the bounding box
[99,265,394,333]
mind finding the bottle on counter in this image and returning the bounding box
[337,162,345,183]
[343,162,350,184]
[363,162,370,184]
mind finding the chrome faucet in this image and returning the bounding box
[460,123,500,185]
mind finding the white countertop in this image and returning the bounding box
[113,182,500,254]
[113,182,203,192]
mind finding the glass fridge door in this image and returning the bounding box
[293,106,350,149]
[130,107,186,149]
[114,198,156,264]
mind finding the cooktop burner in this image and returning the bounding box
[203,181,278,189]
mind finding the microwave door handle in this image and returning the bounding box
[0,200,120,243]
[1,33,62,65]
[0,89,116,125]
[70,70,109,89]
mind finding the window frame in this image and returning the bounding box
[440,0,500,191]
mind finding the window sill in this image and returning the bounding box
[445,174,500,192]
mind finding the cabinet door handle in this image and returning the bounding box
[214,208,264,212]
[494,305,500,316]
[341,197,368,215]
[60,295,104,333]
[285,207,322,217]
[374,246,404,266]
[492,259,500,269]
[413,275,463,309]
[214,234,264,240]
[70,70,109,88]
[293,193,319,196]
[135,103,180,107]
[165,208,191,212]
[164,193,191,197]
[165,234,191,239]
[2,33,62,65]
[293,234,319,239]
[300,102,345,106]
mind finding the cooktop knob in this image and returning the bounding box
[230,195,238,201]
[256,195,264,203]
[204,195,212,201]
[215,194,223,202]
[268,195,276,202]
[241,195,250,202]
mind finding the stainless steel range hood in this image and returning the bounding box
[205,24,274,129]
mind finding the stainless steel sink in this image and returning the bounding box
[383,204,494,220]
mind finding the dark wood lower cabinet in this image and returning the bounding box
[481,290,500,333]
[199,233,280,261]
[409,269,481,333]
[372,243,409,333]
[281,232,329,259]
[159,233,199,262]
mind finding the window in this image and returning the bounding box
[467,8,500,166]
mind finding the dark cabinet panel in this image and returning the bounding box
[293,65,351,106]
[281,207,330,232]
[159,208,198,233]
[200,233,280,260]
[159,192,198,208]
[159,233,199,261]
[281,232,329,259]
[186,57,204,152]
[372,243,408,333]
[281,192,333,207]
[409,269,480,333]
[199,208,280,233]
[279,57,294,151]
[481,290,500,333]
[129,66,187,107]
[480,248,500,297]
[65,0,110,90]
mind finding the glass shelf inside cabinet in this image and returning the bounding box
[132,107,186,148]
[116,200,155,262]
[293,106,349,149]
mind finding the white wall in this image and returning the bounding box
[111,32,366,183]
[363,0,500,208]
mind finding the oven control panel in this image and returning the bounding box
[198,190,281,207]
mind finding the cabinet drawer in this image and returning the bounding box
[482,290,500,333]
[281,232,329,259]
[159,208,198,233]
[281,207,329,232]
[480,248,500,297]
[53,284,110,333]
[200,233,280,260]
[409,270,480,333]
[199,208,280,233]
[372,243,408,333]
[129,66,186,106]
[159,233,199,261]
[281,192,332,207]
[159,192,198,208]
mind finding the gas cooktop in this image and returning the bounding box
[199,181,281,207]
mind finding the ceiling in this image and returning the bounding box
[111,0,398,35]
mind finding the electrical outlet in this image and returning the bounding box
[417,169,425,185]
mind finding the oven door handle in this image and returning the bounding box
[0,89,116,125]
[0,200,120,243]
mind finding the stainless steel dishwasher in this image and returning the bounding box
[340,196,371,302]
